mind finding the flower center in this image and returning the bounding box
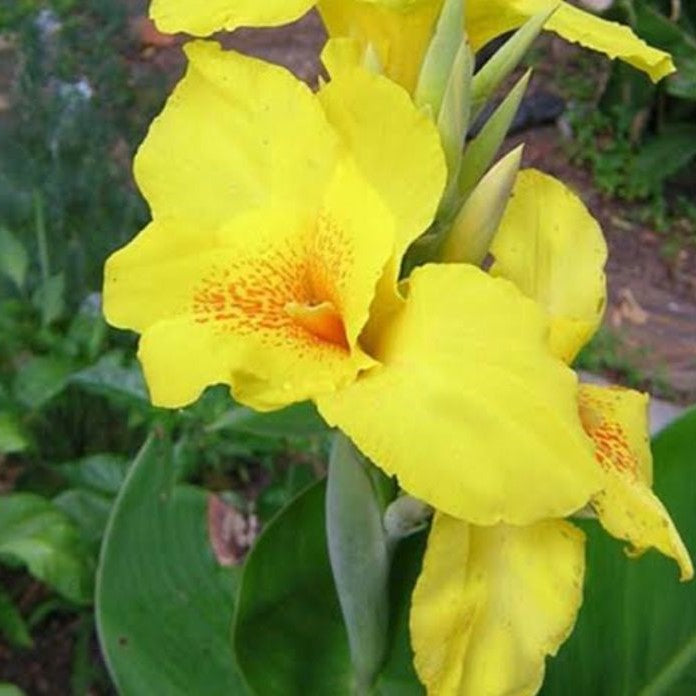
[284,300,348,349]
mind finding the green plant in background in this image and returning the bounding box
[0,4,330,690]
[566,0,696,228]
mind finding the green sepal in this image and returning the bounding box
[459,69,530,199]
[414,0,465,115]
[437,38,475,199]
[441,145,522,265]
[470,7,554,119]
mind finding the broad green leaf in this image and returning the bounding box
[542,407,696,695]
[208,400,329,438]
[0,412,29,454]
[442,145,522,264]
[471,9,552,117]
[415,0,464,115]
[0,587,32,648]
[96,436,243,695]
[459,70,530,199]
[0,493,94,605]
[71,351,149,406]
[234,480,352,695]
[327,435,390,689]
[0,227,28,291]
[234,479,426,695]
[12,356,74,410]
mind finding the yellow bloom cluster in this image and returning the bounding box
[103,3,690,695]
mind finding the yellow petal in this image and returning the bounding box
[466,0,674,82]
[411,513,585,696]
[105,160,394,410]
[150,0,315,35]
[490,169,607,364]
[318,263,601,525]
[578,384,693,580]
[318,60,447,260]
[318,0,444,93]
[135,41,338,228]
[321,37,364,77]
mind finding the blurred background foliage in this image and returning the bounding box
[0,2,327,690]
[563,0,696,231]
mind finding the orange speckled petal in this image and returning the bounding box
[579,384,693,579]
[104,160,394,410]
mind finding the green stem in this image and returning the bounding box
[326,433,390,691]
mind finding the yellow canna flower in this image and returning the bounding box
[409,168,692,696]
[317,0,674,90]
[490,166,690,582]
[104,41,602,527]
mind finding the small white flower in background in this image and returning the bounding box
[35,8,62,38]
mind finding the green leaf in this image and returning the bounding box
[96,436,244,695]
[542,407,696,695]
[234,479,352,695]
[208,400,329,438]
[53,489,112,545]
[234,479,426,695]
[0,493,94,604]
[13,356,74,410]
[626,126,696,197]
[0,587,32,648]
[57,453,129,496]
[31,273,65,326]
[459,70,530,200]
[0,684,25,696]
[375,533,426,696]
[327,435,390,690]
[71,351,149,406]
[0,227,28,291]
[0,412,30,454]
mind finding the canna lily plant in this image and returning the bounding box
[100,2,693,695]
[410,168,693,695]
